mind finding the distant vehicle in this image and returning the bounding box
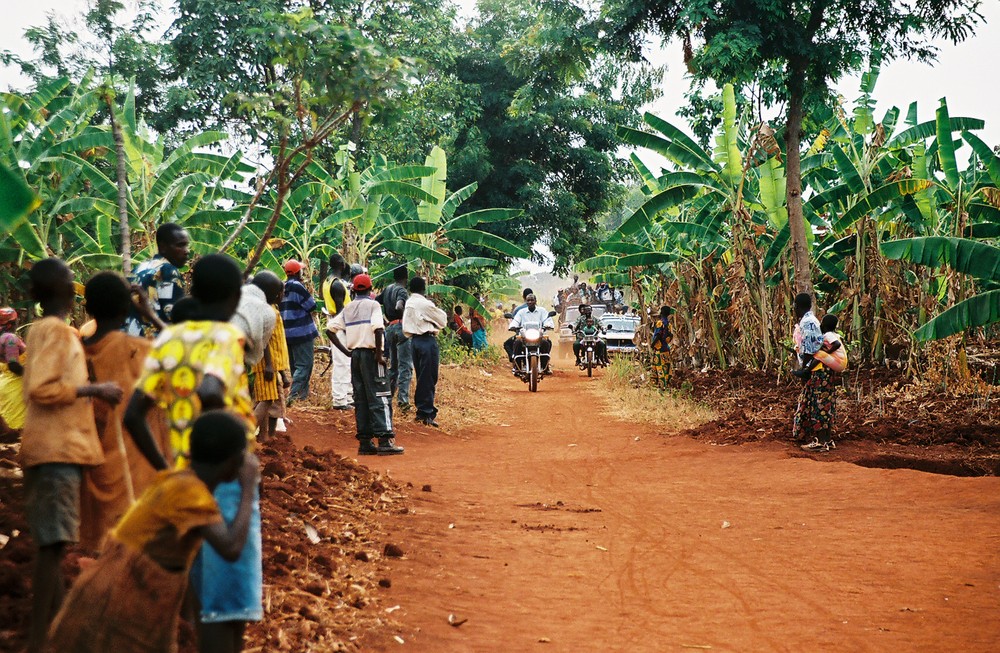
[600,313,641,355]
[558,304,607,351]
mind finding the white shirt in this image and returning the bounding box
[329,295,384,350]
[510,306,554,331]
[402,293,448,337]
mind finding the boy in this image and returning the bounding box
[20,258,123,653]
[78,272,169,553]
[792,313,846,380]
[45,410,260,653]
[328,273,404,455]
[249,271,291,441]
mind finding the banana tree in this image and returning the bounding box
[880,237,1000,341]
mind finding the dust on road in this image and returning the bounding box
[294,368,1000,652]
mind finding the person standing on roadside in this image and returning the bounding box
[279,260,319,403]
[322,254,354,410]
[402,276,448,428]
[125,223,191,337]
[649,306,673,389]
[379,264,413,411]
[327,274,403,456]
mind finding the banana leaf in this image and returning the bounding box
[427,284,488,318]
[445,208,521,230]
[912,289,1000,341]
[831,179,935,232]
[446,229,530,259]
[880,237,1000,281]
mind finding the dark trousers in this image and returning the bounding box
[350,349,393,441]
[411,334,439,420]
[384,322,413,407]
[287,339,314,400]
[574,340,607,362]
[512,338,552,368]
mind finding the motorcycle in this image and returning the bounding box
[506,311,557,392]
[578,333,605,377]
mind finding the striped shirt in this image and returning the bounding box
[280,279,319,345]
[328,296,384,350]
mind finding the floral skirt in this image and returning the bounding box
[650,348,672,388]
[793,367,836,441]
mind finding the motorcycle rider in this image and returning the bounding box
[503,287,534,361]
[572,303,608,366]
[508,294,554,374]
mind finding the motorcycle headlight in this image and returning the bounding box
[523,328,542,344]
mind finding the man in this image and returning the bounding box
[509,294,555,373]
[572,304,607,366]
[502,287,534,361]
[322,254,354,410]
[402,276,447,428]
[378,264,412,411]
[279,260,319,402]
[327,274,403,456]
[125,222,190,337]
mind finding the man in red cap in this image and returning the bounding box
[327,273,403,455]
[279,259,319,402]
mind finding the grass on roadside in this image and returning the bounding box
[595,356,717,432]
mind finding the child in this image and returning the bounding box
[792,313,847,380]
[121,254,260,653]
[578,317,607,367]
[77,272,171,553]
[19,258,124,653]
[0,307,26,433]
[248,271,291,441]
[44,410,260,653]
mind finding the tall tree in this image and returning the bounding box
[446,0,661,271]
[602,0,984,295]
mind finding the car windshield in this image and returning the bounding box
[601,316,638,332]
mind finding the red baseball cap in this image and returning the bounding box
[0,307,16,326]
[352,273,372,291]
[283,260,304,275]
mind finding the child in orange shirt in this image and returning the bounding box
[78,272,172,553]
[45,410,260,653]
[20,258,123,653]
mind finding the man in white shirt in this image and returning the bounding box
[328,274,403,456]
[509,294,555,373]
[402,276,448,427]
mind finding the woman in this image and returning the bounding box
[0,307,26,433]
[469,306,488,351]
[650,306,673,389]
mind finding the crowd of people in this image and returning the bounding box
[0,234,849,652]
[0,221,466,653]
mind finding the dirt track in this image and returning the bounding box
[294,368,1000,652]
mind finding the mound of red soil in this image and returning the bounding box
[0,435,405,652]
[675,366,1000,475]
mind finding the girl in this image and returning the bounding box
[45,411,259,653]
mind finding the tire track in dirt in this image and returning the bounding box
[292,367,1000,652]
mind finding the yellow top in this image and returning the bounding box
[113,469,222,571]
[136,320,254,468]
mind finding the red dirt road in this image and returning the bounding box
[294,369,1000,652]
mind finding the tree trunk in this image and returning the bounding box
[108,97,131,275]
[244,166,289,275]
[783,69,814,298]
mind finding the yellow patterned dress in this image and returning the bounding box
[650,317,673,389]
[136,320,254,468]
[250,306,290,403]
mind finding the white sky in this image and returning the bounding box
[3,0,998,272]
